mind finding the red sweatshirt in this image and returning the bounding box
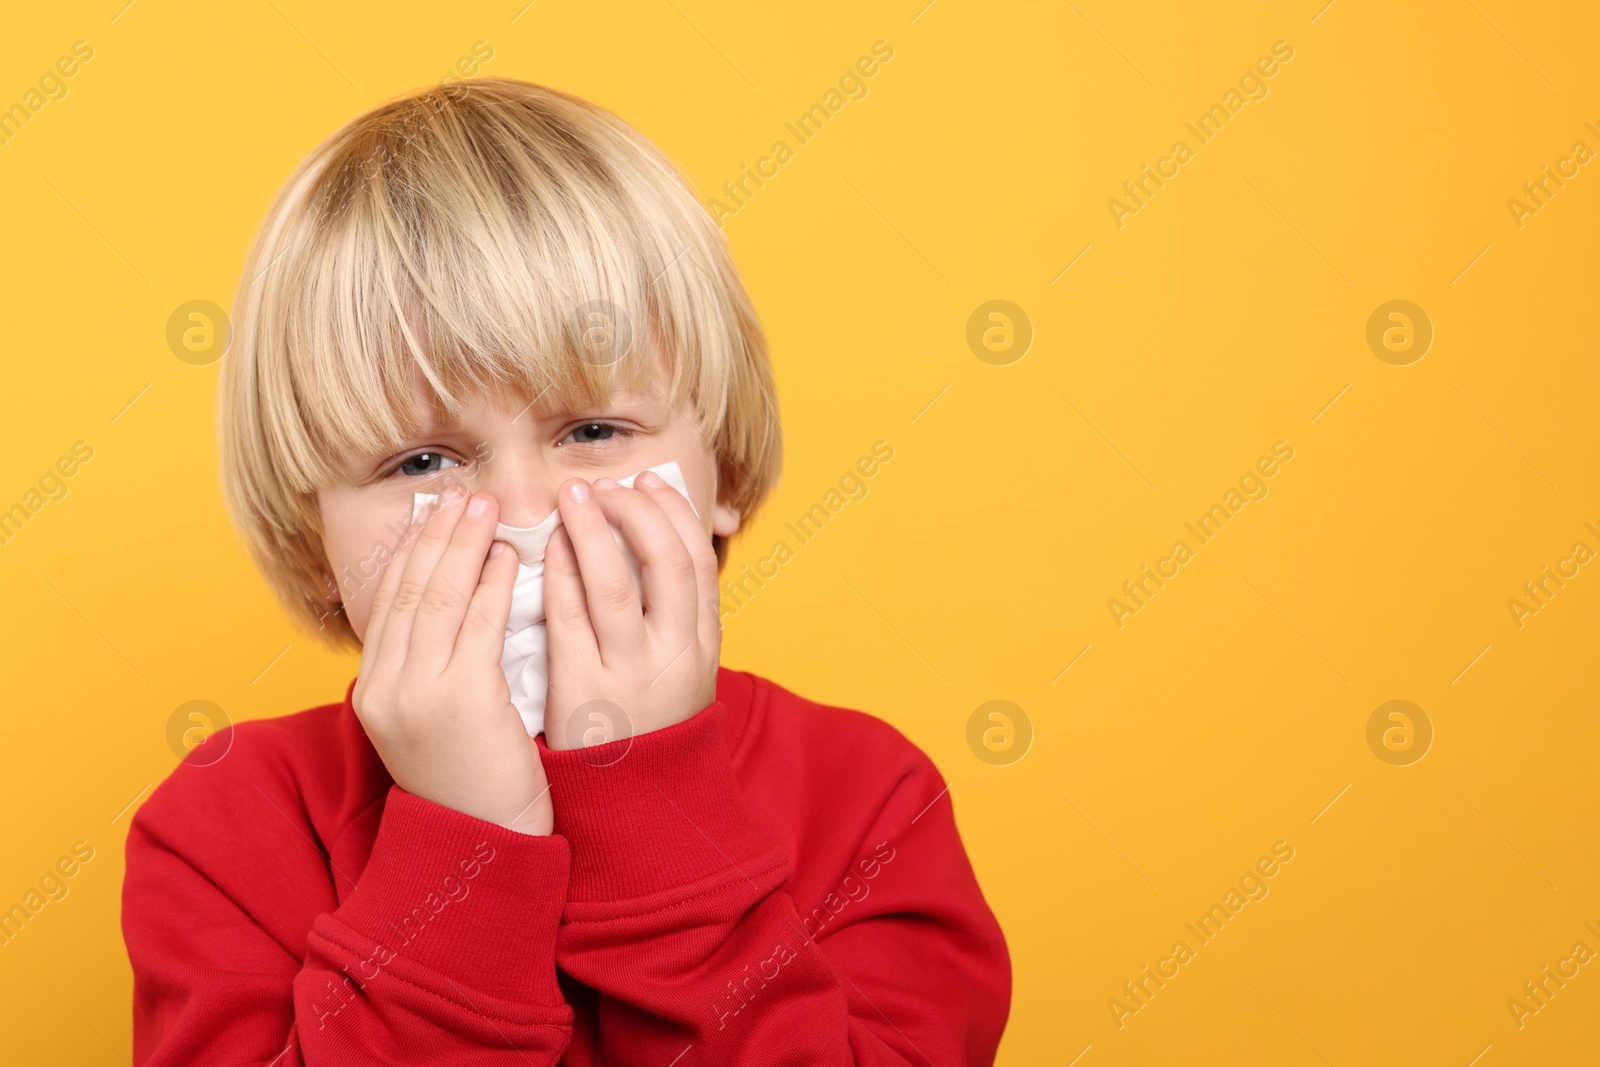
[122,665,1011,1064]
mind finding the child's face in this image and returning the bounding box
[316,351,741,643]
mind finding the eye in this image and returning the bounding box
[560,421,635,447]
[388,451,462,477]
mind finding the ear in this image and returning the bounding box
[712,498,742,538]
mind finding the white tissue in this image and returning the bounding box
[411,460,696,738]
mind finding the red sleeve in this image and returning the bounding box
[122,741,575,1065]
[539,701,1011,1065]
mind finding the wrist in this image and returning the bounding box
[501,788,554,836]
[330,785,572,1007]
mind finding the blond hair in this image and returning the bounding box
[218,77,781,654]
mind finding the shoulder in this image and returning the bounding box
[725,667,949,842]
[129,690,368,858]
[122,690,376,964]
[720,668,1007,999]
[734,668,935,771]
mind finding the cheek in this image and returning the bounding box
[679,472,717,538]
[697,487,716,534]
[321,508,413,644]
[346,572,384,644]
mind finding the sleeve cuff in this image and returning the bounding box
[331,785,571,1006]
[538,701,772,902]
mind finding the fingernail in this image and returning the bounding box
[568,480,591,503]
[594,477,618,491]
[443,483,467,505]
[637,470,664,488]
[466,494,489,517]
[490,541,507,558]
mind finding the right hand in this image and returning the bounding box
[352,483,553,836]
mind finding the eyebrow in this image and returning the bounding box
[527,386,664,421]
[397,385,665,439]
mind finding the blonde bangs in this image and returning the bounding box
[219,78,780,651]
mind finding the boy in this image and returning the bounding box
[122,77,1009,1064]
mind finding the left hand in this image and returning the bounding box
[542,470,722,751]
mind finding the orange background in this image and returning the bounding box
[1,1,1597,1062]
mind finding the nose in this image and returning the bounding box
[470,450,566,529]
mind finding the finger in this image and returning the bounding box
[555,478,645,654]
[633,468,722,652]
[358,496,432,681]
[544,524,600,672]
[408,492,501,677]
[590,480,696,649]
[372,486,472,680]
[450,536,520,677]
